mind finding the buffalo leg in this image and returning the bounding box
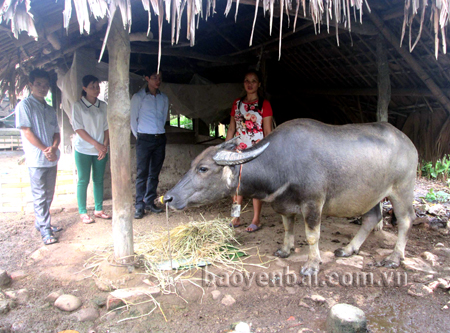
[335,204,382,257]
[381,193,414,268]
[274,215,295,258]
[300,203,323,276]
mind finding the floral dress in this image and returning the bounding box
[230,98,273,150]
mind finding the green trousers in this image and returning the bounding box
[74,150,108,214]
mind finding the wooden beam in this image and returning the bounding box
[107,10,134,265]
[130,43,248,64]
[299,88,446,97]
[368,10,450,116]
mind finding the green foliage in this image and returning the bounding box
[422,188,450,202]
[420,155,450,180]
[170,114,193,130]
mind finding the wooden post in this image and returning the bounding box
[376,35,390,122]
[107,11,134,264]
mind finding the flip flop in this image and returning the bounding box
[246,223,261,232]
[94,211,112,219]
[80,214,95,224]
[42,234,58,245]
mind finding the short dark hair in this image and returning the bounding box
[81,75,99,97]
[29,69,50,84]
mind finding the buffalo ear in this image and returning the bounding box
[215,136,240,151]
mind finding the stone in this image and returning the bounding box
[421,251,439,266]
[94,278,113,292]
[297,329,315,333]
[435,243,445,248]
[108,287,161,308]
[211,290,221,300]
[433,248,450,258]
[45,290,64,303]
[327,303,367,333]
[4,289,29,305]
[232,322,251,333]
[54,294,82,312]
[402,258,437,274]
[412,274,434,283]
[0,270,12,287]
[375,248,392,257]
[70,307,100,322]
[428,204,445,216]
[106,296,125,311]
[9,270,28,281]
[0,300,10,314]
[298,301,310,308]
[91,296,107,308]
[310,294,326,303]
[335,255,364,269]
[10,321,26,332]
[29,246,50,262]
[221,295,236,306]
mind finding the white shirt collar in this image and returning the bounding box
[81,96,100,108]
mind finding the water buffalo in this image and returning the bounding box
[163,119,418,275]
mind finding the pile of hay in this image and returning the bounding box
[135,218,244,272]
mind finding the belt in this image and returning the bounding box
[138,133,165,138]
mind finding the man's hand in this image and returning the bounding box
[43,146,58,161]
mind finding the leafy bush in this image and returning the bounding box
[420,155,450,180]
[423,188,450,202]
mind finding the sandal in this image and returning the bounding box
[35,225,63,233]
[42,234,58,245]
[80,214,95,224]
[94,211,112,219]
[246,223,261,232]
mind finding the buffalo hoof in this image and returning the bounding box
[380,252,401,268]
[334,248,352,257]
[380,259,400,268]
[274,249,290,258]
[300,263,319,276]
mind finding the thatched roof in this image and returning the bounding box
[1,0,450,160]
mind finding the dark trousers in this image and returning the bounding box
[28,166,57,237]
[135,133,166,210]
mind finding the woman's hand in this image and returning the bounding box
[94,142,108,154]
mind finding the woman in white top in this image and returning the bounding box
[72,75,111,224]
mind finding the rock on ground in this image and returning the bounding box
[211,290,221,300]
[221,295,236,306]
[70,307,100,322]
[0,270,12,287]
[4,289,29,305]
[402,257,437,274]
[45,289,64,303]
[327,303,367,333]
[54,294,82,312]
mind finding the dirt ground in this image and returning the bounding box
[1,151,450,333]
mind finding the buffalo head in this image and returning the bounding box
[163,137,269,210]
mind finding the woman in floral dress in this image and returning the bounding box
[225,70,273,232]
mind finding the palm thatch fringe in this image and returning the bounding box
[2,0,370,72]
[401,0,450,59]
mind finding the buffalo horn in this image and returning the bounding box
[213,142,270,165]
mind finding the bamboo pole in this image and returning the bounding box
[107,11,134,264]
[376,35,390,122]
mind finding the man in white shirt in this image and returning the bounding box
[130,69,169,219]
[16,69,62,245]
